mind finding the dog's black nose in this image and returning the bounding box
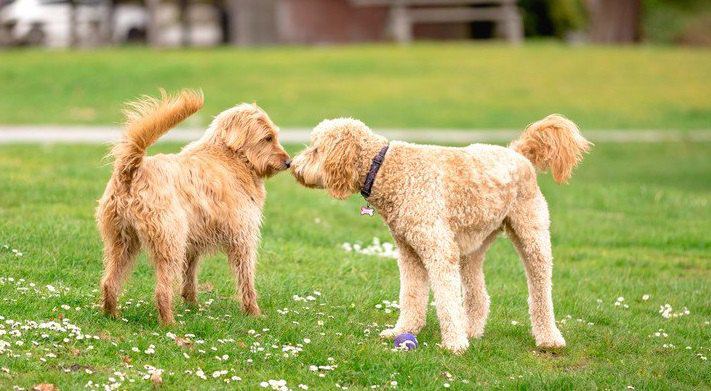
[285,159,292,168]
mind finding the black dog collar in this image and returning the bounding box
[360,144,389,199]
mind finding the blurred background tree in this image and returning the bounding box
[0,0,708,47]
[518,0,708,44]
[586,0,641,43]
[643,0,711,45]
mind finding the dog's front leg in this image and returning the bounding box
[228,240,261,316]
[408,227,469,354]
[380,240,429,339]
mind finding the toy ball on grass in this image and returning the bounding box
[394,333,418,350]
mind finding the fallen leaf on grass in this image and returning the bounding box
[175,337,193,348]
[150,372,163,386]
[62,364,94,373]
[98,332,112,340]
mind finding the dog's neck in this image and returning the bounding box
[184,142,265,195]
[355,138,389,190]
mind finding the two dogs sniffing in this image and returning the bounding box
[98,90,591,353]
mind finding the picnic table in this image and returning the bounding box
[351,0,523,43]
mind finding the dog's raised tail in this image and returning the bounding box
[111,89,204,185]
[510,114,592,183]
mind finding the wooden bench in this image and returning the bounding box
[351,0,523,43]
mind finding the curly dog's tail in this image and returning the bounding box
[510,114,592,183]
[110,89,204,186]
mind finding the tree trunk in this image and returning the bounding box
[103,0,116,45]
[215,0,230,44]
[145,0,162,46]
[178,0,190,47]
[68,0,79,47]
[586,0,641,43]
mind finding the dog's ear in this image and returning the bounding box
[323,133,360,200]
[214,104,261,150]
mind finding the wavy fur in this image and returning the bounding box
[510,114,592,183]
[97,91,290,325]
[111,89,204,186]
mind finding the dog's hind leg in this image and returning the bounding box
[460,230,499,339]
[505,192,565,349]
[181,250,200,305]
[149,242,185,326]
[141,220,186,326]
[100,225,140,318]
[380,239,429,339]
[228,237,261,316]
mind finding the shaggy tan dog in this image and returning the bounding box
[97,90,290,325]
[291,115,591,353]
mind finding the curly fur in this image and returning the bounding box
[97,90,290,325]
[291,115,591,353]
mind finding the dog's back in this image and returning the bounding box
[129,149,265,249]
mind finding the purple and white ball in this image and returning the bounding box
[393,333,418,350]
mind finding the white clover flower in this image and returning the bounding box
[343,238,399,259]
[212,370,228,378]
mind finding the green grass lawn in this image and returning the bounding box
[0,141,708,390]
[0,43,709,130]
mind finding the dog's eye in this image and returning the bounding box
[264,136,273,142]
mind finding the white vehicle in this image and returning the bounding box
[0,0,220,47]
[0,0,110,47]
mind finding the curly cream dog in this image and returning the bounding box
[97,90,290,325]
[291,115,591,353]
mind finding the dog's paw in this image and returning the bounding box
[534,327,566,350]
[379,328,401,339]
[440,337,470,355]
[159,316,176,327]
[242,303,261,317]
[467,323,486,339]
[102,309,120,319]
[181,292,198,306]
[101,303,120,319]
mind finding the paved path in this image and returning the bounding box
[0,126,709,144]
